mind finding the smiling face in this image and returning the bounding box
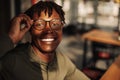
[30,9,63,54]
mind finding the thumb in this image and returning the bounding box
[20,19,33,32]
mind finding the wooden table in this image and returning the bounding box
[81,29,120,67]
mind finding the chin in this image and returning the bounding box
[38,46,57,54]
[39,49,55,54]
[33,39,60,53]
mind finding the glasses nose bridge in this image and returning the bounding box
[45,21,51,29]
[44,21,54,32]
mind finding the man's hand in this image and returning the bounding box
[8,14,33,44]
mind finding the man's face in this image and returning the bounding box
[30,10,63,54]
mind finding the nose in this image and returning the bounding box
[44,22,53,33]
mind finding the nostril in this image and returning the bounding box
[43,28,53,33]
[47,30,53,33]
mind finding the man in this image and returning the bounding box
[0,1,90,80]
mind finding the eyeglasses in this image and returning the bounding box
[32,18,64,30]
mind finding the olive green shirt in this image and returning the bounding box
[0,43,90,80]
[30,46,90,80]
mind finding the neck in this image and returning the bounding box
[32,45,55,63]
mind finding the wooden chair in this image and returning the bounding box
[100,55,120,80]
[82,41,120,80]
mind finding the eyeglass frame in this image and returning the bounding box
[32,18,64,31]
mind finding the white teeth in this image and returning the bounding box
[41,39,54,41]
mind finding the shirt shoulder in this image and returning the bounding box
[56,49,90,80]
[1,43,31,70]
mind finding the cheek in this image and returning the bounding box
[57,30,63,42]
[30,28,42,37]
[30,28,63,42]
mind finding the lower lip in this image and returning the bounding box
[41,40,55,44]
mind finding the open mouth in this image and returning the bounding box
[41,38,55,41]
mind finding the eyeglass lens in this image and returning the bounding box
[33,19,63,30]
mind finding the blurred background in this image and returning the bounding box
[0,0,119,33]
[0,0,120,79]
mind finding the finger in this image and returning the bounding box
[21,19,33,30]
[18,14,33,30]
[18,14,32,24]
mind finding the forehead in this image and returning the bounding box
[33,9,60,20]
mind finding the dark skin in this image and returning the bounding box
[30,9,63,63]
[8,14,33,44]
[9,9,63,63]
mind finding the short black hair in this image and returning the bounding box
[24,1,65,23]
